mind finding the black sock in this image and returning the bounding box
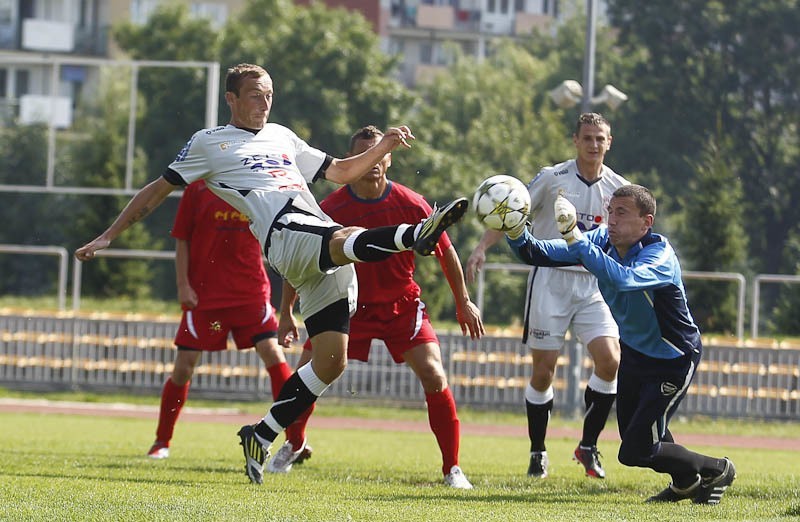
[699,457,728,479]
[526,399,552,452]
[651,442,708,487]
[347,226,415,262]
[580,386,615,447]
[254,372,319,443]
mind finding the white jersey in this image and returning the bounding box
[166,123,330,249]
[527,158,629,272]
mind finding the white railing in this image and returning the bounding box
[751,274,800,338]
[0,56,220,196]
[475,263,747,342]
[0,248,790,340]
[71,249,175,311]
[0,244,69,310]
[682,271,746,341]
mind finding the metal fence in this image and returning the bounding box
[1,310,797,420]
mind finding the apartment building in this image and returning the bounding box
[297,0,576,85]
[0,0,241,127]
[0,0,597,127]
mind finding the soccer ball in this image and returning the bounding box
[473,175,531,232]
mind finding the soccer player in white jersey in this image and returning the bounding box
[466,113,629,479]
[75,63,469,485]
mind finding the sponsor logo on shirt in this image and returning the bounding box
[576,213,604,231]
[214,210,250,223]
[240,153,293,171]
[219,139,247,150]
[554,168,569,176]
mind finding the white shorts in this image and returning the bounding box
[266,211,357,320]
[523,266,618,350]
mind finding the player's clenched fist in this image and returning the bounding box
[554,193,582,245]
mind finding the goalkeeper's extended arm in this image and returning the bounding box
[505,219,529,241]
[554,193,583,245]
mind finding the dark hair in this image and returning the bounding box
[348,125,384,152]
[613,184,657,217]
[225,63,269,96]
[574,112,611,136]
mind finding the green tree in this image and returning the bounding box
[61,69,163,299]
[607,0,800,277]
[219,0,412,157]
[677,135,748,335]
[0,125,71,297]
[396,41,572,325]
[114,3,220,177]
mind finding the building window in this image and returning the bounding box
[501,0,509,14]
[0,68,6,98]
[130,0,160,25]
[420,43,433,64]
[543,0,559,17]
[487,0,496,13]
[191,3,228,29]
[388,37,404,56]
[15,70,29,96]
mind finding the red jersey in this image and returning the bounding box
[171,180,269,310]
[321,181,451,305]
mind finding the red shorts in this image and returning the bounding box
[303,296,438,363]
[174,301,278,351]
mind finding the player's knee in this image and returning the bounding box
[530,361,556,389]
[418,368,447,393]
[170,368,193,385]
[328,226,364,266]
[594,360,619,382]
[312,351,347,382]
[254,338,285,365]
[617,440,648,468]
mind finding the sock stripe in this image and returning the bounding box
[395,224,410,250]
[343,231,363,262]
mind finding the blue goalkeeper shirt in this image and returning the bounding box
[508,227,701,360]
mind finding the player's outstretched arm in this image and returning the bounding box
[278,280,300,347]
[175,239,198,309]
[75,177,177,261]
[440,245,485,339]
[325,126,415,185]
[465,229,504,284]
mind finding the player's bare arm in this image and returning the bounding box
[278,280,300,347]
[465,229,504,284]
[174,239,198,309]
[75,177,177,261]
[325,126,414,185]
[440,245,485,339]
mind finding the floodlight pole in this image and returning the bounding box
[581,0,597,113]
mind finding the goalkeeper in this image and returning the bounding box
[504,184,736,505]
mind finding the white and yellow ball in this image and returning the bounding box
[473,175,531,232]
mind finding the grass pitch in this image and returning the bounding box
[1,405,799,521]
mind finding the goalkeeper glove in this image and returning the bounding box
[506,220,529,241]
[554,193,583,245]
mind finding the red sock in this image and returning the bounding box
[426,388,460,475]
[285,403,315,449]
[266,362,293,401]
[155,377,189,444]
